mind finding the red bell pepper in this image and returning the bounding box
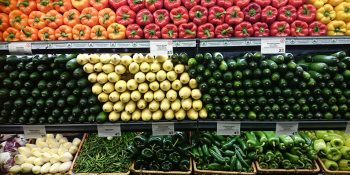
[243,3,261,23]
[182,0,200,10]
[208,6,226,26]
[261,5,277,24]
[153,9,170,28]
[201,0,217,8]
[308,21,326,36]
[189,5,208,26]
[278,5,297,24]
[270,21,290,36]
[253,22,269,36]
[164,0,181,11]
[288,0,304,8]
[145,0,163,12]
[136,9,154,27]
[297,4,316,24]
[127,0,145,11]
[271,0,287,8]
[109,0,127,10]
[179,22,197,38]
[253,0,271,8]
[197,23,214,38]
[217,0,233,9]
[161,24,178,38]
[116,6,136,26]
[234,0,250,8]
[170,6,189,26]
[126,24,143,38]
[144,23,161,38]
[291,20,308,36]
[225,6,244,25]
[215,23,233,38]
[234,21,253,37]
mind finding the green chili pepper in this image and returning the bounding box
[224,150,236,156]
[207,163,222,170]
[269,161,279,169]
[279,135,294,148]
[259,162,269,169]
[247,151,257,160]
[282,159,292,169]
[209,148,226,164]
[245,132,258,148]
[202,144,210,157]
[237,137,248,151]
[265,150,274,162]
[233,144,246,158]
[230,155,237,171]
[192,147,200,158]
[291,134,306,147]
[254,131,268,146]
[291,147,303,155]
[236,148,249,168]
[222,136,238,150]
[323,159,339,170]
[263,131,279,147]
[197,146,204,157]
[236,158,243,171]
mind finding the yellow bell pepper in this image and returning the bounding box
[328,0,343,7]
[317,4,336,24]
[327,20,347,35]
[335,2,350,22]
[311,0,329,9]
[347,22,350,35]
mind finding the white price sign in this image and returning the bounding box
[345,122,350,134]
[9,42,32,55]
[217,121,241,135]
[261,38,286,54]
[152,122,175,136]
[276,122,298,136]
[97,124,121,137]
[150,40,173,55]
[23,125,46,138]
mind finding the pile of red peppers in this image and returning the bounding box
[109,0,326,38]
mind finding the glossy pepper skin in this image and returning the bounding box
[127,0,145,11]
[37,0,54,13]
[278,5,297,24]
[144,23,161,38]
[63,9,80,28]
[271,0,287,8]
[136,9,154,27]
[17,0,37,15]
[3,27,20,41]
[109,0,127,10]
[309,21,326,36]
[208,6,226,25]
[215,23,233,38]
[217,0,233,9]
[0,14,9,32]
[297,4,316,24]
[225,6,244,25]
[329,0,343,7]
[335,2,350,22]
[182,0,200,10]
[317,4,336,24]
[9,10,28,30]
[116,6,136,26]
[253,0,270,8]
[170,6,189,26]
[164,0,181,11]
[28,11,46,29]
[0,0,17,14]
[55,25,73,40]
[20,26,38,41]
[288,0,304,8]
[90,25,108,39]
[327,20,346,35]
[234,0,250,9]
[243,3,261,23]
[179,22,197,38]
[161,24,178,38]
[234,21,253,37]
[197,23,214,38]
[39,26,56,40]
[201,0,217,8]
[107,23,126,39]
[270,21,290,36]
[98,8,116,28]
[153,9,170,28]
[261,5,277,24]
[291,20,308,36]
[189,5,208,26]
[145,0,163,12]
[253,22,269,36]
[126,24,143,39]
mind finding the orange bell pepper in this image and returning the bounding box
[38,27,55,40]
[0,13,10,32]
[91,25,107,39]
[36,0,54,13]
[17,0,37,15]
[98,8,116,28]
[28,11,46,29]
[9,10,28,30]
[107,22,126,39]
[44,10,63,29]
[55,25,73,40]
[71,0,90,11]
[20,26,38,40]
[72,24,91,39]
[63,9,80,27]
[89,0,108,10]
[52,0,73,13]
[3,27,20,41]
[0,32,2,41]
[0,0,18,14]
[79,7,99,27]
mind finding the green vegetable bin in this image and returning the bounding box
[255,161,320,174]
[130,159,192,175]
[193,161,256,175]
[318,158,350,175]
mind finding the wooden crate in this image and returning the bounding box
[318,158,350,175]
[193,161,256,175]
[130,159,192,175]
[255,160,321,174]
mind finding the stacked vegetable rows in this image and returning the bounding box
[0,54,101,124]
[189,51,350,120]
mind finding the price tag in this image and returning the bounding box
[261,38,286,54]
[276,122,298,136]
[217,121,240,135]
[9,42,32,54]
[97,124,121,137]
[345,122,350,134]
[152,122,174,136]
[23,125,46,138]
[150,40,173,55]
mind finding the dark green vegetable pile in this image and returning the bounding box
[0,54,101,124]
[74,133,135,173]
[188,51,350,120]
[129,132,191,171]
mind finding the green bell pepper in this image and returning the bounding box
[326,147,342,161]
[149,161,160,170]
[314,139,327,152]
[141,148,154,159]
[341,146,350,159]
[323,159,339,171]
[331,138,344,148]
[156,150,166,162]
[339,159,350,170]
[179,159,190,171]
[133,135,147,149]
[169,152,181,165]
[148,136,163,149]
[135,158,146,170]
[316,130,328,139]
[126,145,138,158]
[161,161,173,171]
[163,136,174,152]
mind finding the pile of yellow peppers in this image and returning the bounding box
[309,0,350,35]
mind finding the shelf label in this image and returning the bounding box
[9,42,32,54]
[97,124,121,137]
[345,122,350,134]
[217,121,240,135]
[261,38,285,54]
[23,125,46,138]
[150,40,173,55]
[152,122,174,136]
[276,122,298,136]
